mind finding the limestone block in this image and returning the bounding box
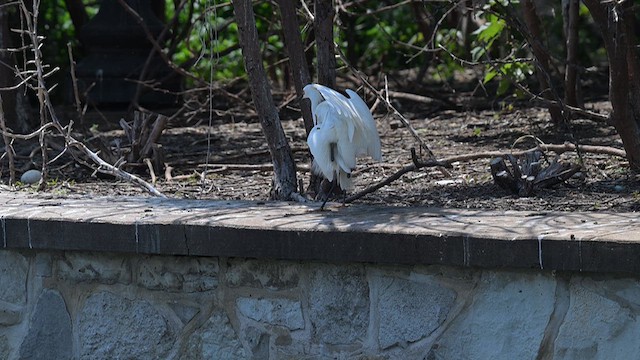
[18,289,72,360]
[308,264,369,345]
[78,291,175,359]
[375,276,456,349]
[0,335,10,360]
[553,277,640,359]
[56,252,131,284]
[243,326,270,359]
[225,259,300,290]
[432,271,556,360]
[181,309,248,360]
[35,253,52,277]
[236,297,304,330]
[0,251,28,305]
[168,301,200,325]
[0,301,22,326]
[137,256,218,292]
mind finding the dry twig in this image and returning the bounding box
[8,0,166,197]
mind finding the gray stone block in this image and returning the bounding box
[0,335,10,360]
[136,256,219,292]
[225,259,300,290]
[375,276,456,349]
[236,297,304,330]
[0,301,22,326]
[308,264,369,345]
[0,251,28,305]
[432,271,556,359]
[553,277,640,359]
[78,291,174,359]
[181,309,248,360]
[56,252,131,284]
[169,301,200,325]
[35,253,52,277]
[19,289,72,360]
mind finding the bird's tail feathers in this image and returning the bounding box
[337,170,354,191]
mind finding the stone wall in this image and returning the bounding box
[1,249,639,359]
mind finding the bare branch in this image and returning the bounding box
[346,143,626,203]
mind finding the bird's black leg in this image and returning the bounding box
[320,180,336,210]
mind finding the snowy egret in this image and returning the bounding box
[303,83,382,208]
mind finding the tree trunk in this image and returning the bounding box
[412,1,436,82]
[313,0,335,88]
[0,2,33,133]
[521,0,564,124]
[275,0,314,135]
[562,0,580,107]
[232,0,298,199]
[583,0,640,170]
[64,0,89,31]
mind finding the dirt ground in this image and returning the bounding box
[7,89,640,213]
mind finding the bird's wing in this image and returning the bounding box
[345,89,382,161]
[307,125,335,181]
[310,84,357,141]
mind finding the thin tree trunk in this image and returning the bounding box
[314,0,335,88]
[232,0,298,199]
[563,0,580,107]
[583,0,640,170]
[64,0,89,31]
[0,2,33,133]
[276,0,314,135]
[521,0,564,124]
[412,1,435,82]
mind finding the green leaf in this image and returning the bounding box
[474,19,505,45]
[483,69,498,84]
[497,78,511,96]
[471,46,485,62]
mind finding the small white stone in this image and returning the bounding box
[20,170,42,185]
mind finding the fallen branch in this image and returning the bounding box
[346,148,451,203]
[345,142,626,203]
[198,163,311,172]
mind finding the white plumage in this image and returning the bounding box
[303,83,382,191]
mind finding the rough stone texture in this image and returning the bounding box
[35,253,52,277]
[181,309,248,360]
[224,259,300,290]
[2,247,640,359]
[0,303,22,326]
[553,277,640,359]
[236,297,304,330]
[18,290,72,360]
[0,335,10,360]
[78,291,174,360]
[137,256,219,292]
[169,301,200,325]
[308,264,369,345]
[0,252,28,305]
[375,276,456,349]
[242,326,270,360]
[56,252,131,284]
[432,271,557,360]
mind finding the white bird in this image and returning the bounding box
[303,83,382,206]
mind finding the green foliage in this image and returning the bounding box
[469,1,537,97]
[26,0,614,101]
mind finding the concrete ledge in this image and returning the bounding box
[0,192,638,274]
